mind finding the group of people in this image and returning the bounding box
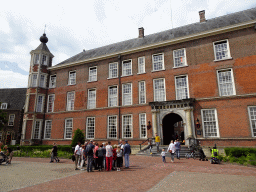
[74,140,131,172]
[161,139,181,163]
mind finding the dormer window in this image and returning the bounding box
[42,55,47,65]
[34,54,40,64]
[0,103,7,109]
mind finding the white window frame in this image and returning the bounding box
[108,85,118,107]
[31,74,38,87]
[49,75,56,88]
[36,95,44,113]
[108,115,117,139]
[122,114,133,138]
[152,53,165,71]
[139,81,146,104]
[139,113,147,138]
[248,106,256,137]
[138,57,145,74]
[122,60,132,77]
[47,94,55,113]
[42,55,48,65]
[66,91,75,111]
[109,62,118,79]
[217,68,236,97]
[89,66,97,82]
[173,48,188,68]
[0,103,7,109]
[64,118,73,139]
[33,120,42,139]
[175,75,189,100]
[201,109,220,138]
[86,117,95,139]
[34,54,40,64]
[44,120,52,139]
[213,39,232,61]
[68,71,76,85]
[39,74,47,88]
[8,114,15,126]
[153,78,166,102]
[87,89,96,109]
[122,83,132,106]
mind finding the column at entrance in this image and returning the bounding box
[185,108,193,139]
[152,110,158,135]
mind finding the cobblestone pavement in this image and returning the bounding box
[1,156,255,192]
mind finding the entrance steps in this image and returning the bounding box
[136,145,192,157]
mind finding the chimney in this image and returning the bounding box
[199,10,206,23]
[138,27,144,38]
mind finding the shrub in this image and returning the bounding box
[71,128,85,147]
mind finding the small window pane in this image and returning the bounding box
[87,117,95,139]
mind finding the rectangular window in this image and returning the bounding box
[65,118,73,139]
[8,114,15,126]
[123,115,132,138]
[108,86,118,107]
[153,78,166,101]
[248,106,256,137]
[202,109,219,138]
[139,113,147,138]
[33,120,42,139]
[109,62,118,78]
[108,116,117,138]
[89,67,97,82]
[34,54,39,64]
[31,74,37,87]
[87,117,95,139]
[213,40,231,61]
[39,74,46,88]
[47,94,55,113]
[68,71,76,85]
[36,95,44,112]
[42,55,47,65]
[67,92,75,111]
[122,60,132,76]
[44,120,52,139]
[138,57,145,74]
[173,48,187,67]
[152,53,164,71]
[88,89,96,109]
[0,103,7,109]
[122,83,132,106]
[139,81,146,104]
[175,75,189,100]
[217,69,236,96]
[49,75,56,88]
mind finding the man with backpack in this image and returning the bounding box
[85,140,95,172]
[174,139,181,160]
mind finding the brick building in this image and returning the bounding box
[0,88,27,145]
[21,8,256,147]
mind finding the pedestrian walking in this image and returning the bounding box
[123,140,131,168]
[167,140,175,163]
[155,133,160,152]
[174,139,181,160]
[50,143,59,163]
[161,148,166,163]
[106,141,113,171]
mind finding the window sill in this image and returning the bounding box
[151,69,165,73]
[121,74,133,78]
[137,72,146,75]
[87,80,98,83]
[49,86,56,89]
[214,57,233,62]
[67,84,76,86]
[173,65,188,69]
[219,94,236,97]
[107,77,118,80]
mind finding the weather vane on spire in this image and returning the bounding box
[44,24,46,34]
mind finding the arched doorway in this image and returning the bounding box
[162,113,183,145]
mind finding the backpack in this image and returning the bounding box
[96,148,104,157]
[85,144,94,156]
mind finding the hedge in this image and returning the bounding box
[225,147,256,158]
[6,145,73,153]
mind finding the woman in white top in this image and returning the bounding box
[167,140,175,162]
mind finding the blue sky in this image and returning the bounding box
[0,0,255,88]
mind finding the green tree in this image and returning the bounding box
[0,102,7,132]
[71,128,85,147]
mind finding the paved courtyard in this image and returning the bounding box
[1,156,256,192]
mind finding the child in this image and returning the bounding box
[161,148,166,163]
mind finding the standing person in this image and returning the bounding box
[80,145,86,170]
[50,143,59,163]
[96,144,104,171]
[102,143,106,170]
[116,146,123,171]
[167,140,175,163]
[74,142,81,170]
[105,141,113,171]
[175,139,181,160]
[86,140,95,172]
[148,139,153,154]
[4,145,13,164]
[123,140,131,168]
[161,148,166,163]
[155,133,160,152]
[93,143,99,170]
[112,145,117,170]
[119,140,124,167]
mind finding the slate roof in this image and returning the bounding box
[57,7,256,66]
[0,88,27,110]
[35,43,50,52]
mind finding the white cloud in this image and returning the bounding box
[0,70,28,88]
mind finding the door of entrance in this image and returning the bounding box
[162,113,183,145]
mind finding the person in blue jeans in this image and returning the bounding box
[123,140,131,168]
[174,139,181,160]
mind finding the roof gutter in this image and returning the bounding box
[48,20,256,71]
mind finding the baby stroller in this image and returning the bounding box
[0,152,9,165]
[198,147,208,161]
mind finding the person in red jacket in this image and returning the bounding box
[112,145,117,170]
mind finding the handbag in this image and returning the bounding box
[71,154,76,162]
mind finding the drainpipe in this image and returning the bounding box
[118,55,122,140]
